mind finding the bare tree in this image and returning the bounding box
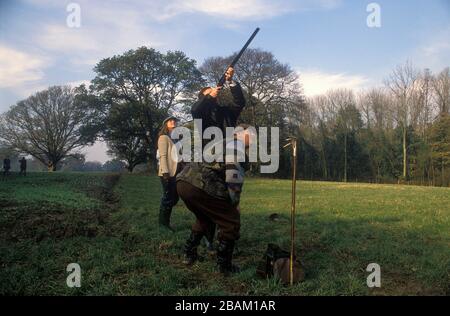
[200,48,303,128]
[326,89,361,182]
[307,95,330,179]
[0,86,99,170]
[358,88,394,130]
[432,67,450,115]
[384,61,420,180]
[357,88,398,181]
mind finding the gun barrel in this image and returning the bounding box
[217,27,260,86]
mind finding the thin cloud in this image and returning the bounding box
[36,12,165,66]
[26,0,343,65]
[38,24,99,53]
[160,0,293,21]
[0,45,48,88]
[24,0,341,22]
[415,27,450,72]
[299,69,370,97]
[155,0,342,21]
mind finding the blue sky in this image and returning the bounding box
[0,0,449,162]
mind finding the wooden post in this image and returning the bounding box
[284,137,297,286]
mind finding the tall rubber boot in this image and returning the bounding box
[159,206,174,232]
[217,239,240,275]
[183,231,204,265]
[204,224,216,255]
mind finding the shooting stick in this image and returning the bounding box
[284,137,297,286]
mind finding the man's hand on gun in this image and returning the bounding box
[205,86,221,98]
[201,67,234,99]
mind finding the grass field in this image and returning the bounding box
[0,172,449,295]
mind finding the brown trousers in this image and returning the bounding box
[177,181,240,241]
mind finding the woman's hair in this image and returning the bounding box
[156,120,171,150]
[158,121,171,138]
[236,123,251,130]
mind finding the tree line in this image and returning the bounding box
[297,64,449,186]
[0,46,448,186]
[0,148,128,173]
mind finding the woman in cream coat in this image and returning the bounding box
[157,116,179,231]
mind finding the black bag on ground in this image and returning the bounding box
[256,243,305,285]
[256,243,291,278]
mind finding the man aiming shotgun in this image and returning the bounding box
[176,28,260,274]
[192,27,259,135]
[190,65,246,252]
[192,66,245,136]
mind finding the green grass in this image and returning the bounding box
[0,172,449,295]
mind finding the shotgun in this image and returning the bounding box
[217,27,260,87]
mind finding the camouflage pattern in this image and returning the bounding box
[176,162,230,201]
[176,137,250,203]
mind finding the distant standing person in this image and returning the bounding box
[157,116,180,232]
[19,157,27,176]
[3,157,11,177]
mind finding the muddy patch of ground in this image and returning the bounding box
[0,174,123,242]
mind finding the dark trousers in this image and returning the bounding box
[160,177,179,209]
[177,181,240,241]
[3,168,10,177]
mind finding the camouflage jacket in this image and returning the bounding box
[177,161,230,201]
[176,139,249,204]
